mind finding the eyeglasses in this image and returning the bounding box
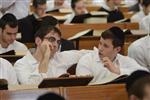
[44,37,61,45]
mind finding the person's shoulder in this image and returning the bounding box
[0,58,12,68]
[129,36,147,49]
[117,54,136,62]
[0,58,11,64]
[13,41,27,49]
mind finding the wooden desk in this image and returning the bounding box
[62,84,128,100]
[60,23,139,39]
[0,84,128,100]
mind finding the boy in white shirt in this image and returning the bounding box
[0,58,18,84]
[76,26,147,85]
[0,13,28,54]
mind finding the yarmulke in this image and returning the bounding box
[109,26,125,42]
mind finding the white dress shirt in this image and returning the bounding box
[128,36,150,70]
[131,10,145,22]
[140,13,150,33]
[14,50,92,85]
[0,58,18,84]
[0,0,30,19]
[0,40,28,54]
[76,48,147,85]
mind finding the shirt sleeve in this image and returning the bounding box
[76,54,93,76]
[14,59,47,85]
[128,44,148,68]
[120,57,148,75]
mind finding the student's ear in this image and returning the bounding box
[129,95,139,100]
[35,37,42,46]
[114,47,121,53]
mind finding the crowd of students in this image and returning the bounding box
[1,0,150,100]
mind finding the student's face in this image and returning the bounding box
[143,85,150,100]
[98,37,120,60]
[74,0,87,15]
[43,31,61,54]
[35,4,47,18]
[55,0,65,6]
[144,5,150,15]
[112,0,121,6]
[1,25,18,45]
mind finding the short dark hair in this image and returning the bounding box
[126,70,150,99]
[40,16,59,27]
[142,0,150,7]
[35,26,61,40]
[0,13,18,30]
[71,0,81,9]
[33,0,46,8]
[37,92,65,100]
[101,26,125,48]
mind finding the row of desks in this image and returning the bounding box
[0,84,128,100]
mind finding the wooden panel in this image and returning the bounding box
[60,23,139,39]
[60,23,125,39]
[0,88,60,100]
[62,84,128,100]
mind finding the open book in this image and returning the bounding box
[68,29,93,40]
[89,73,128,85]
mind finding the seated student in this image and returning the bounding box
[131,0,150,23]
[64,0,89,24]
[126,70,150,100]
[76,26,147,85]
[46,0,71,12]
[0,13,28,54]
[128,35,150,70]
[0,58,18,84]
[99,0,124,22]
[14,26,91,85]
[18,0,47,43]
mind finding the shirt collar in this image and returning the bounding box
[93,47,101,62]
[93,47,119,63]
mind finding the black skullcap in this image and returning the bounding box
[40,16,59,27]
[126,70,150,92]
[109,26,125,43]
[37,92,65,100]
